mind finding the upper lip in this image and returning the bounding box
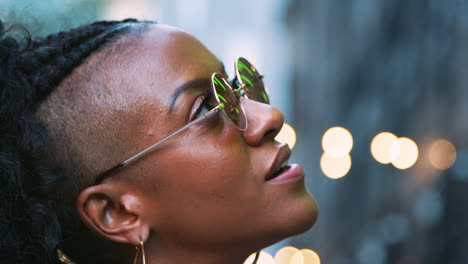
[266,143,291,181]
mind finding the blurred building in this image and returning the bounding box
[286,1,468,264]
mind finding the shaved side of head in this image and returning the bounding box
[35,24,150,189]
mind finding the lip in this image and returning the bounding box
[265,144,292,181]
[267,163,304,184]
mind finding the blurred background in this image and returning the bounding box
[1,0,467,263]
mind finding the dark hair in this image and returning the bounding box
[0,18,151,264]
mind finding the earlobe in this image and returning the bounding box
[76,184,150,244]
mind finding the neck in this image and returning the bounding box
[141,237,256,264]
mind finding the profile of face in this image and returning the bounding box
[72,24,318,262]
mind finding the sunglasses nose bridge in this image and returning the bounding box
[233,85,246,98]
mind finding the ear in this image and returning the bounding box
[76,183,150,245]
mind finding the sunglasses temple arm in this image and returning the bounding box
[120,106,221,167]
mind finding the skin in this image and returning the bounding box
[74,24,318,264]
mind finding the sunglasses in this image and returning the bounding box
[94,57,269,184]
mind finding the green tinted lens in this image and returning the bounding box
[212,73,247,130]
[235,57,269,104]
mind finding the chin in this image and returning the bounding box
[284,193,319,237]
[260,192,319,248]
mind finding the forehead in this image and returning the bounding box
[105,24,221,111]
[142,24,220,75]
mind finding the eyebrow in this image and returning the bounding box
[168,63,228,114]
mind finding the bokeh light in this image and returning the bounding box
[275,246,300,264]
[275,123,297,149]
[244,251,275,264]
[245,248,321,264]
[371,132,398,164]
[428,139,457,170]
[390,137,419,170]
[290,249,321,264]
[320,153,352,179]
[322,127,353,157]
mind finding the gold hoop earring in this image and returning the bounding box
[133,240,146,264]
[55,248,76,264]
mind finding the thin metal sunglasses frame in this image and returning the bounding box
[93,58,267,184]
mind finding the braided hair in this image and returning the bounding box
[0,18,152,264]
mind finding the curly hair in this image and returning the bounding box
[0,18,152,264]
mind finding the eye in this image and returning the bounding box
[191,93,213,121]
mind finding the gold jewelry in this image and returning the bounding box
[56,248,76,264]
[133,240,146,264]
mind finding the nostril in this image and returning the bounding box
[264,128,280,140]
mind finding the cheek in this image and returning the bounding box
[157,142,255,204]
[146,140,264,237]
[158,125,253,197]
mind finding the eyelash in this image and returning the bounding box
[192,92,213,120]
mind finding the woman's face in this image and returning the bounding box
[96,24,318,251]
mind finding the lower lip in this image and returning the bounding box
[267,164,304,184]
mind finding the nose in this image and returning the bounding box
[241,98,284,146]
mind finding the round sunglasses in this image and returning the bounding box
[94,57,269,184]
